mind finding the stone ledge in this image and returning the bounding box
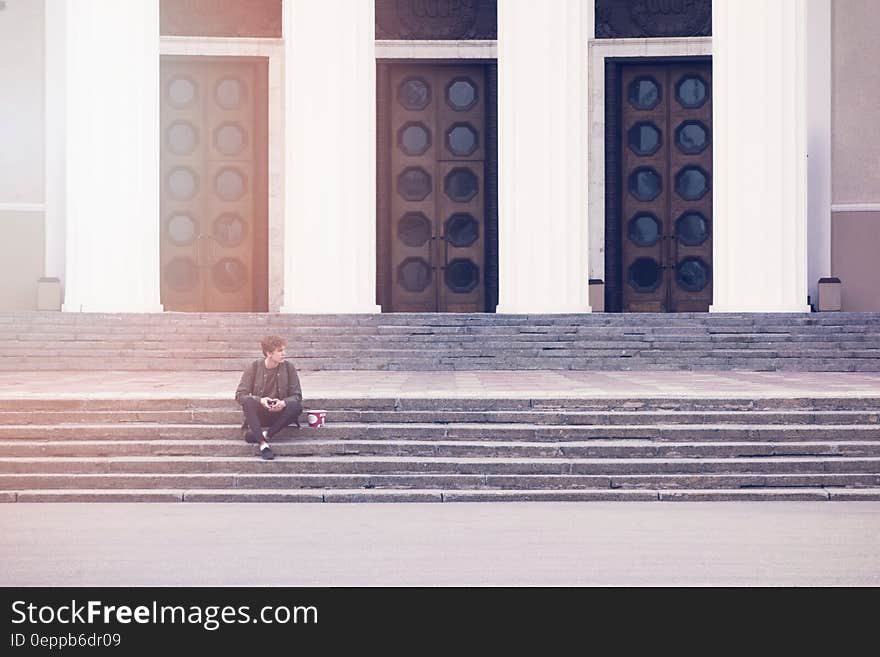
[658,488,830,501]
[442,489,656,502]
[14,489,183,502]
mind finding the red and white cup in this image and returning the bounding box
[306,410,327,428]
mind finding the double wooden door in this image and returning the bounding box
[388,64,487,312]
[160,56,268,312]
[621,61,713,312]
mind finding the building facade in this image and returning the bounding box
[1,0,878,313]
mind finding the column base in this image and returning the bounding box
[279,304,382,315]
[709,304,812,314]
[495,304,593,315]
[62,303,165,313]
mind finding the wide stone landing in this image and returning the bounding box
[0,370,878,503]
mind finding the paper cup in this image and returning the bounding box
[306,410,327,428]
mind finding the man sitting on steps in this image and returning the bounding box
[235,335,303,460]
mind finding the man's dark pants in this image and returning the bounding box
[241,397,302,442]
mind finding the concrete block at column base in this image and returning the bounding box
[36,278,62,311]
[818,277,841,312]
[589,279,605,312]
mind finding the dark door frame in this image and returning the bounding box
[604,55,711,313]
[376,59,498,312]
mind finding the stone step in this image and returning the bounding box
[2,422,879,441]
[5,439,879,459]
[3,356,879,372]
[7,487,878,502]
[1,397,877,412]
[2,310,878,323]
[1,472,878,491]
[2,408,878,425]
[4,346,880,360]
[1,455,878,475]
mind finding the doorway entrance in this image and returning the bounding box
[159,56,268,312]
[379,63,495,312]
[608,59,713,312]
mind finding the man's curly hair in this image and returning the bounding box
[260,335,287,356]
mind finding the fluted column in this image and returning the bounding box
[280,0,380,313]
[496,0,590,314]
[59,0,163,312]
[710,0,810,312]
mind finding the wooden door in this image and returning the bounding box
[388,65,487,312]
[160,57,268,312]
[620,61,712,312]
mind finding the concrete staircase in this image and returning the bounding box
[1,311,880,371]
[1,395,878,502]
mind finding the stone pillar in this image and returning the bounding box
[280,0,380,313]
[710,0,810,312]
[806,0,832,309]
[496,0,590,314]
[59,0,163,312]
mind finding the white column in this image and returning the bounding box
[806,0,832,308]
[711,0,810,313]
[496,0,590,314]
[281,0,380,313]
[60,0,162,313]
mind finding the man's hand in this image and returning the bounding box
[268,399,286,413]
[260,397,273,410]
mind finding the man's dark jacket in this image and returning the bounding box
[235,359,303,407]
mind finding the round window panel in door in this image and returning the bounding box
[445,213,479,248]
[446,78,477,111]
[628,167,662,202]
[214,123,248,157]
[675,166,709,201]
[397,213,432,247]
[167,167,198,201]
[167,77,197,108]
[627,122,662,156]
[397,167,432,202]
[628,257,662,292]
[445,259,479,293]
[398,78,430,111]
[675,212,709,246]
[167,213,197,246]
[164,257,199,292]
[213,213,247,248]
[628,214,662,247]
[446,123,478,157]
[675,121,709,155]
[215,78,245,109]
[676,257,710,292]
[444,168,478,203]
[398,122,431,156]
[167,121,198,156]
[628,77,660,110]
[397,257,431,293]
[676,76,708,108]
[212,257,248,292]
[215,168,247,202]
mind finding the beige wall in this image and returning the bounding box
[832,212,880,311]
[830,1,880,311]
[0,212,44,310]
[0,0,44,203]
[832,0,880,203]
